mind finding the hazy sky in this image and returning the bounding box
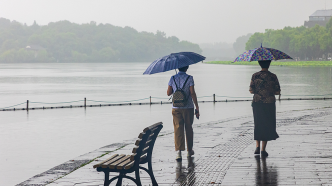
[0,0,331,43]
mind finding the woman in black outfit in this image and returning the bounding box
[249,60,280,157]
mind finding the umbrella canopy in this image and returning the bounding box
[143,52,205,75]
[233,45,293,62]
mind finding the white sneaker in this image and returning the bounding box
[176,151,182,160]
[187,150,195,157]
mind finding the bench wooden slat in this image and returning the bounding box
[93,154,118,168]
[140,131,156,138]
[132,146,138,153]
[135,139,142,146]
[138,132,155,140]
[109,155,131,169]
[130,153,146,161]
[101,154,126,168]
[124,161,135,170]
[140,154,147,162]
[116,158,134,170]
[132,146,149,154]
[124,154,146,170]
[143,122,162,132]
[141,146,150,155]
[138,132,145,139]
[130,153,136,161]
[147,133,156,141]
[144,140,152,148]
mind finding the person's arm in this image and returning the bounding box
[274,76,281,95]
[167,85,173,96]
[249,79,255,94]
[167,77,174,96]
[190,86,199,117]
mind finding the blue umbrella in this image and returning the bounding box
[143,52,205,75]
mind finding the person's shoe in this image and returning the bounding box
[176,151,182,160]
[254,147,260,155]
[261,151,268,157]
[187,150,195,157]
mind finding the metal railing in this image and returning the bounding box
[1,94,332,112]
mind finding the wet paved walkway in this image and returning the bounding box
[222,111,332,185]
[21,108,332,185]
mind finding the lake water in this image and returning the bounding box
[0,62,332,185]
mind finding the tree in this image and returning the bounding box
[246,33,264,50]
[233,33,252,55]
[245,23,332,60]
[0,19,202,63]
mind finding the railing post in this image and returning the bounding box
[150,96,151,104]
[213,94,215,103]
[84,97,86,108]
[26,100,29,111]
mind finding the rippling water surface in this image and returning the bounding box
[0,62,331,185]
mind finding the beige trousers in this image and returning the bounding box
[172,108,194,151]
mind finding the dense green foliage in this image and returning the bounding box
[246,18,332,60]
[207,61,332,66]
[0,18,201,62]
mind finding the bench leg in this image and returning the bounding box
[135,169,142,186]
[122,175,140,185]
[104,171,110,186]
[115,175,123,186]
[104,172,140,186]
[148,160,158,186]
[104,172,122,186]
[140,165,158,186]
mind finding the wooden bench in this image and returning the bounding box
[93,122,163,186]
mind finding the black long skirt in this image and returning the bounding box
[252,102,279,141]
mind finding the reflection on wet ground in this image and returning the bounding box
[175,157,195,185]
[26,108,332,186]
[255,156,278,186]
[222,108,332,185]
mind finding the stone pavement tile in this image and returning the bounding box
[48,115,255,186]
[221,110,332,185]
[29,108,332,185]
[322,181,332,185]
[17,142,130,186]
[177,109,332,185]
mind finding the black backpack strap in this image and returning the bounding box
[182,76,191,89]
[173,76,179,89]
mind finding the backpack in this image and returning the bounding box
[172,76,190,107]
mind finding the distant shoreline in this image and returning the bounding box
[206,61,332,66]
[0,61,152,64]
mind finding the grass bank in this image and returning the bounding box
[206,61,332,66]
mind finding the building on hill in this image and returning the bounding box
[304,9,332,28]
